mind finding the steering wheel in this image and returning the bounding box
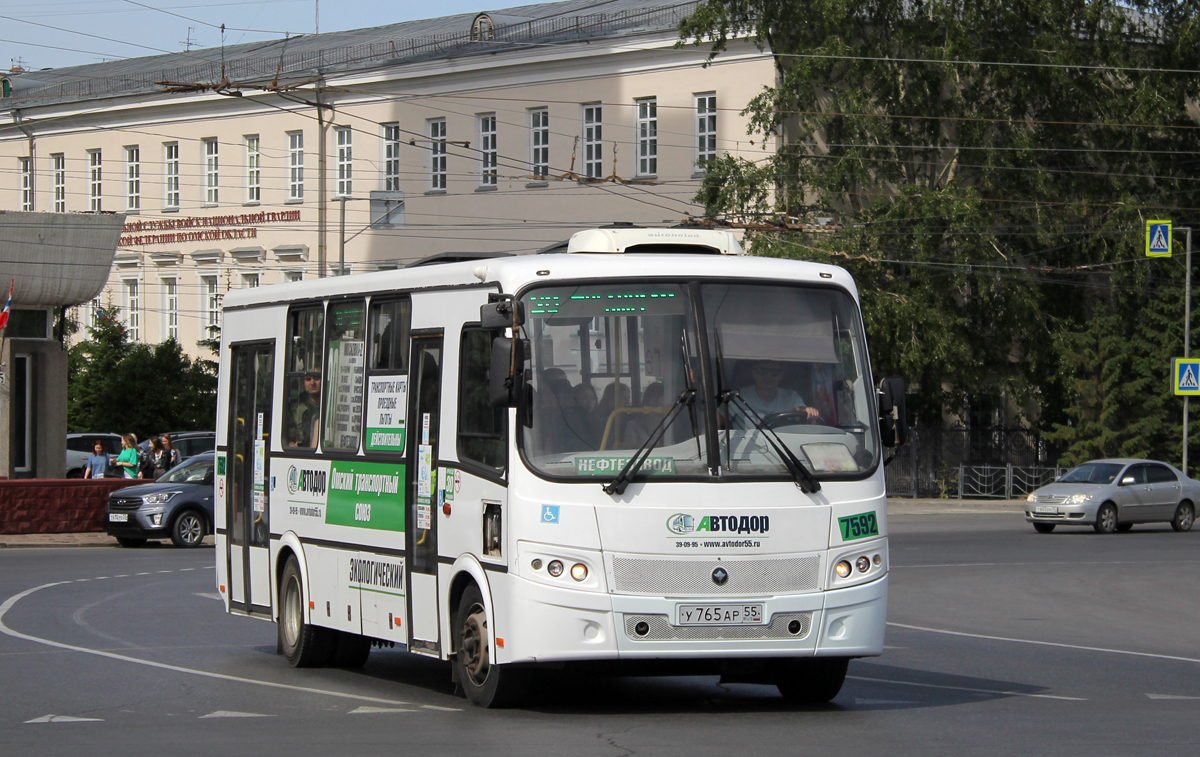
[763,411,822,429]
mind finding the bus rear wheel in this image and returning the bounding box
[454,583,528,708]
[279,557,334,667]
[775,657,849,704]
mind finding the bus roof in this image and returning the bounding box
[221,229,858,311]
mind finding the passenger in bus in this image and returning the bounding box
[562,383,602,450]
[289,373,322,447]
[620,382,667,448]
[595,381,632,448]
[728,360,819,428]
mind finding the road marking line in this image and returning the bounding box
[135,572,150,576]
[193,592,223,601]
[156,571,172,574]
[199,711,270,719]
[419,704,463,712]
[0,581,415,707]
[848,675,1085,701]
[1147,693,1200,700]
[180,568,195,572]
[25,714,104,723]
[113,575,129,578]
[349,706,417,714]
[888,622,1200,664]
[854,698,917,705]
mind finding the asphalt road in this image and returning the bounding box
[2,514,1199,756]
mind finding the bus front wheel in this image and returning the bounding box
[775,657,849,704]
[454,583,528,708]
[279,557,334,667]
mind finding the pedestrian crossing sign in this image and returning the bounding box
[1174,357,1200,395]
[1147,220,1172,257]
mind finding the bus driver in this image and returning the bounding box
[730,360,819,428]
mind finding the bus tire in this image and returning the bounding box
[775,657,849,704]
[330,631,371,668]
[279,556,333,668]
[454,583,528,708]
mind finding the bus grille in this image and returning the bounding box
[623,612,812,641]
[610,555,821,596]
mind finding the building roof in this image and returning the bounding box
[1,0,698,109]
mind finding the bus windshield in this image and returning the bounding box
[520,280,877,481]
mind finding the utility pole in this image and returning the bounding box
[316,80,328,278]
[1185,227,1193,474]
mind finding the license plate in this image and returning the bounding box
[677,604,764,625]
[1035,506,1059,514]
[108,513,128,522]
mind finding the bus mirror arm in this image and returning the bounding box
[481,296,525,330]
[877,377,907,448]
[489,336,527,408]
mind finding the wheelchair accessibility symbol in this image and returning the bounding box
[541,505,560,524]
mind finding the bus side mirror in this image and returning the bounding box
[878,377,907,447]
[481,296,525,330]
[489,337,526,407]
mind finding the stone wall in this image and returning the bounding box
[0,479,140,534]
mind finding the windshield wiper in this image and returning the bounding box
[722,391,822,494]
[603,389,695,496]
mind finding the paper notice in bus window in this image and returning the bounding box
[253,440,265,488]
[417,444,433,497]
[417,503,432,530]
[801,443,857,473]
[365,376,407,452]
[327,340,366,449]
[574,456,675,476]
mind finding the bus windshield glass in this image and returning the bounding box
[521,283,707,479]
[704,283,877,477]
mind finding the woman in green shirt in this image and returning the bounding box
[115,434,140,479]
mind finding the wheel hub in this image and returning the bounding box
[460,604,489,687]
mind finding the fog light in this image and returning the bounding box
[570,563,588,581]
[634,621,649,636]
[873,554,882,566]
[531,559,543,571]
[547,560,564,577]
[835,560,852,578]
[856,556,870,573]
[150,513,164,527]
[787,620,802,635]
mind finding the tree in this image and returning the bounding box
[68,308,218,439]
[681,0,1200,462]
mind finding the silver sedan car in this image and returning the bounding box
[1025,459,1199,534]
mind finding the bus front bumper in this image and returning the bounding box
[504,573,887,664]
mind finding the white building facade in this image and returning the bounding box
[0,1,775,354]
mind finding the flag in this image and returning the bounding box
[0,279,13,331]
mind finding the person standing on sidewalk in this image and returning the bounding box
[114,434,139,479]
[84,440,110,479]
[160,434,180,470]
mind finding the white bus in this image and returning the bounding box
[214,226,905,707]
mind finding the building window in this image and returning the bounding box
[88,150,102,212]
[636,98,657,177]
[530,108,549,180]
[163,277,178,341]
[695,93,717,170]
[288,131,304,200]
[336,127,352,197]
[125,146,140,211]
[164,143,180,209]
[124,279,140,342]
[242,272,260,289]
[52,154,65,212]
[583,104,603,179]
[19,157,31,211]
[245,135,260,202]
[429,118,447,190]
[284,270,304,283]
[479,114,497,186]
[383,123,401,191]
[201,275,220,340]
[203,138,219,204]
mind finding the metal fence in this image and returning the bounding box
[884,425,1066,499]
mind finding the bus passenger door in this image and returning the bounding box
[227,342,275,616]
[407,334,443,655]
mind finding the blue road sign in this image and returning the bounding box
[1147,220,1172,257]
[1173,357,1200,396]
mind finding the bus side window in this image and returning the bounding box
[284,306,324,449]
[369,298,411,372]
[322,300,368,452]
[458,327,507,470]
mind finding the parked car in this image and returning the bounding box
[1025,458,1199,534]
[104,453,215,548]
[137,431,216,464]
[65,433,122,478]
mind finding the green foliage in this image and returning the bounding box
[682,0,1200,464]
[68,308,217,439]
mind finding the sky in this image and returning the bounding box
[2,0,504,72]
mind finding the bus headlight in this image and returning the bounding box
[835,560,852,578]
[547,560,564,577]
[856,556,871,573]
[570,563,588,581]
